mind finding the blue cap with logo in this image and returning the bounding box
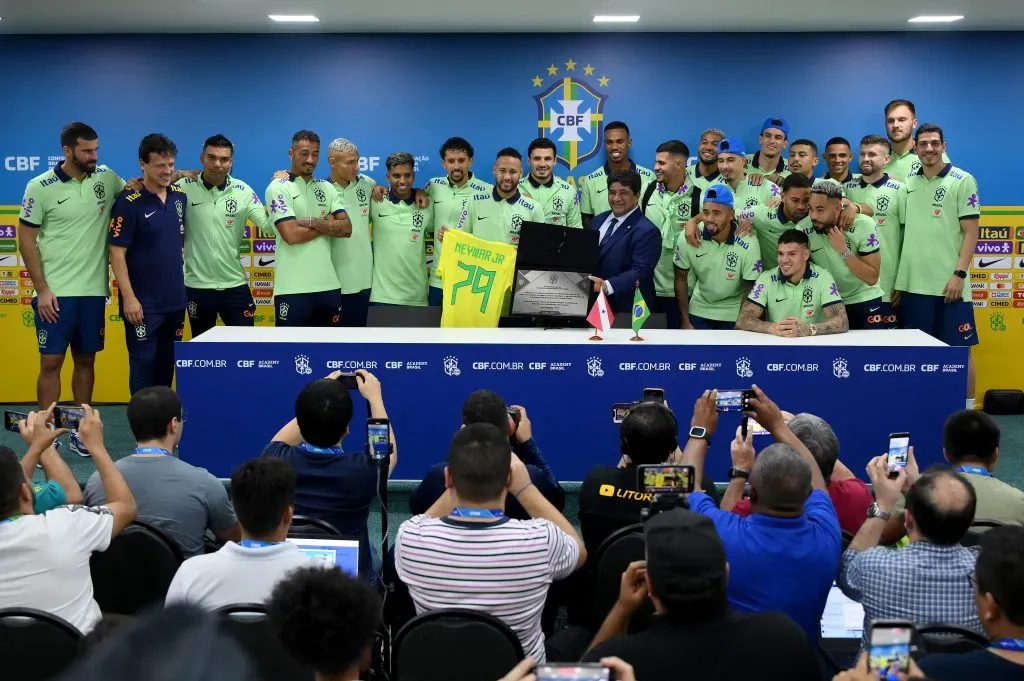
[704,184,734,210]
[761,116,790,138]
[717,138,746,157]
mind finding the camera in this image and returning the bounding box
[612,387,666,423]
[639,464,694,520]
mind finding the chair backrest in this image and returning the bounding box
[0,607,82,681]
[90,521,183,615]
[916,623,990,655]
[393,608,523,681]
[216,604,314,681]
[592,523,652,632]
[288,515,343,539]
[961,520,1006,547]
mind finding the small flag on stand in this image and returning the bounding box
[631,281,650,341]
[587,289,614,340]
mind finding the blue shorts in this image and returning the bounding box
[899,292,978,346]
[845,298,898,331]
[689,314,735,330]
[275,291,343,327]
[32,295,105,355]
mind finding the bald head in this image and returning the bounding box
[749,443,812,515]
[905,468,978,545]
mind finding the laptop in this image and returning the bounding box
[286,537,360,577]
[820,582,865,639]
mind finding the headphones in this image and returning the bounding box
[619,404,679,460]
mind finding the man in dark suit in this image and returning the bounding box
[588,171,661,313]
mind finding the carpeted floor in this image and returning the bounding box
[3,403,1022,542]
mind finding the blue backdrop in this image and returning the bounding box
[0,32,1022,204]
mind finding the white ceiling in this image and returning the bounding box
[0,0,1014,32]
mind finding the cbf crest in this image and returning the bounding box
[533,59,609,169]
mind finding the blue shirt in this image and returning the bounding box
[409,438,565,519]
[108,185,188,313]
[262,441,377,578]
[689,489,841,641]
[838,541,982,644]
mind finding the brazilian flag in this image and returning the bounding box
[632,286,651,334]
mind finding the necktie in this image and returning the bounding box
[602,217,620,244]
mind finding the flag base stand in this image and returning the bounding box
[588,334,604,342]
[630,334,644,342]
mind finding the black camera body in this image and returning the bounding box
[640,492,689,521]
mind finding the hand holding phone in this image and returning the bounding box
[867,620,914,680]
[887,433,910,479]
[336,372,360,390]
[641,388,665,404]
[716,389,754,413]
[4,410,27,434]
[54,406,85,430]
[639,464,695,494]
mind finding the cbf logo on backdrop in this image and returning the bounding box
[533,59,609,169]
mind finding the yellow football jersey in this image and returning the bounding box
[436,229,517,328]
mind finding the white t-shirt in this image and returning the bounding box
[165,541,313,610]
[0,506,114,633]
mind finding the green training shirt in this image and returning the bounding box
[18,164,125,297]
[747,262,843,323]
[264,175,343,296]
[176,174,267,290]
[735,203,803,272]
[745,152,789,179]
[579,161,656,216]
[425,173,492,288]
[455,188,545,247]
[644,181,703,298]
[886,149,949,183]
[723,175,781,212]
[802,214,884,305]
[687,166,724,194]
[674,225,763,322]
[332,175,376,294]
[520,175,582,228]
[843,175,907,299]
[369,192,432,306]
[896,164,979,302]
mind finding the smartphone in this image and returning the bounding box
[612,402,636,424]
[641,387,665,404]
[336,372,360,390]
[54,406,84,430]
[887,432,910,477]
[535,664,611,681]
[367,418,391,461]
[639,464,696,494]
[507,407,521,426]
[867,620,914,679]
[4,410,27,433]
[716,389,754,413]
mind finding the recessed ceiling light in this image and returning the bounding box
[593,15,640,23]
[907,15,964,23]
[268,14,320,23]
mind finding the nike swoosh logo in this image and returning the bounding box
[775,298,787,302]
[191,202,205,206]
[57,198,70,205]
[907,190,916,193]
[476,216,488,220]
[377,213,394,218]
[978,259,1003,268]
[433,200,445,204]
[145,211,156,218]
[257,258,275,267]
[811,248,823,253]
[868,307,880,313]
[596,188,607,194]
[964,334,975,340]
[695,253,708,258]
[291,194,300,200]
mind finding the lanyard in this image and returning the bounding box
[239,539,282,549]
[450,507,504,520]
[133,447,172,456]
[956,465,991,477]
[991,639,1024,652]
[299,442,344,455]
[0,514,23,526]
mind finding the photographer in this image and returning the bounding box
[14,402,82,511]
[410,390,565,519]
[263,369,396,581]
[578,400,719,557]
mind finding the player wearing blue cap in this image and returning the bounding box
[673,184,762,330]
[717,139,780,212]
[747,117,790,183]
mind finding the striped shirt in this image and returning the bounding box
[395,514,580,662]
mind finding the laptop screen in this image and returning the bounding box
[286,538,359,576]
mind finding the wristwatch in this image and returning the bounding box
[809,324,818,337]
[839,248,853,260]
[953,269,967,279]
[866,502,892,521]
[688,426,711,447]
[728,467,749,480]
